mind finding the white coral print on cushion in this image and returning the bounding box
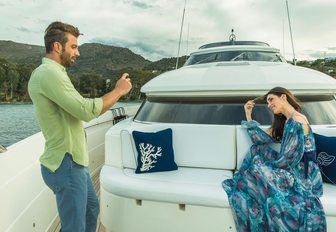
[139,143,162,171]
[317,152,335,166]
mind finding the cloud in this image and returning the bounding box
[90,37,172,61]
[303,49,336,60]
[125,0,153,9]
[16,27,33,33]
[307,51,325,59]
[326,52,336,58]
[1,0,336,61]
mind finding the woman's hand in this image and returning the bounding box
[244,100,255,121]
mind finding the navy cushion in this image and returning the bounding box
[132,128,178,174]
[314,133,336,184]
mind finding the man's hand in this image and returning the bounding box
[100,73,133,115]
[115,73,132,96]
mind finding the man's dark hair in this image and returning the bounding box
[44,21,81,53]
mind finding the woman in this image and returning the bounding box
[222,87,326,231]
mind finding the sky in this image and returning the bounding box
[0,0,336,62]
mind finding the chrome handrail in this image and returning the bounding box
[0,144,7,153]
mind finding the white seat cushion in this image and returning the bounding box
[321,183,336,216]
[100,165,233,207]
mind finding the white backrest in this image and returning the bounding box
[121,123,237,170]
[311,126,336,136]
[236,125,281,169]
[120,130,137,168]
[235,126,252,169]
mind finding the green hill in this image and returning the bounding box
[0,40,151,78]
[144,55,188,72]
[0,41,44,65]
[69,43,150,78]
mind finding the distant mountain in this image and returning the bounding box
[69,43,150,77]
[144,56,189,72]
[0,41,44,65]
[0,40,151,78]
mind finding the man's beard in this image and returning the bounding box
[60,48,75,67]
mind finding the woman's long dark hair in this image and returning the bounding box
[256,87,302,141]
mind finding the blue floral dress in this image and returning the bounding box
[223,118,326,231]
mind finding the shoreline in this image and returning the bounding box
[0,102,33,105]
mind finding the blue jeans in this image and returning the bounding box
[41,154,99,232]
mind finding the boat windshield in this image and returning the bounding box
[134,95,336,125]
[184,51,285,66]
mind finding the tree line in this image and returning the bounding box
[297,59,336,78]
[0,58,34,102]
[1,57,335,103]
[0,58,159,103]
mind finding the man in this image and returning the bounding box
[28,21,132,232]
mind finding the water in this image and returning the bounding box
[0,104,40,147]
[0,102,140,148]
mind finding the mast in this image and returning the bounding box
[185,23,190,63]
[176,0,187,69]
[285,0,296,65]
[282,4,285,57]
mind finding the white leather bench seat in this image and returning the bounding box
[102,121,336,217]
[100,166,233,207]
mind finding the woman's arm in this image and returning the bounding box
[244,100,255,121]
[267,119,305,169]
[242,100,275,144]
[242,120,275,144]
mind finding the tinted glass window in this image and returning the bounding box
[134,96,336,125]
[184,51,285,65]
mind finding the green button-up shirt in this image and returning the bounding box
[28,57,103,172]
